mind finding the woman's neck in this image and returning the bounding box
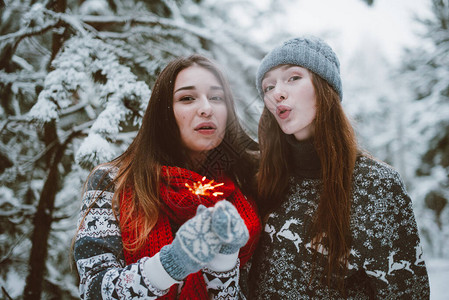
[186,151,208,171]
[286,135,321,179]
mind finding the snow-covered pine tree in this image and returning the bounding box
[397,0,449,258]
[342,34,406,173]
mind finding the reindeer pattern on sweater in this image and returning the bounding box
[250,156,430,299]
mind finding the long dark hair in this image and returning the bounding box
[257,71,357,290]
[86,54,258,252]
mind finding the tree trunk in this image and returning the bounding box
[23,120,81,299]
[24,0,68,296]
[23,121,62,300]
[47,0,68,70]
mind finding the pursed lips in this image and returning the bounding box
[276,105,292,119]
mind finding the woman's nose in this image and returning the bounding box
[273,86,287,102]
[198,97,213,117]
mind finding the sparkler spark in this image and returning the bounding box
[185,176,224,197]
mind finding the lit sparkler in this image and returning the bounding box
[185,176,224,197]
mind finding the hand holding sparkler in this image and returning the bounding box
[184,177,249,256]
[159,200,247,280]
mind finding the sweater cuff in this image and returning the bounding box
[205,252,239,272]
[143,253,181,290]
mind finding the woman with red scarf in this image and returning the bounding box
[73,55,261,299]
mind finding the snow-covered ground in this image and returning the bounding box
[427,258,449,300]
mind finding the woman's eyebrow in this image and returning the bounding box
[174,86,195,94]
[174,85,223,94]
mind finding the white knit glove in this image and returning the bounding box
[207,201,249,272]
[159,200,246,280]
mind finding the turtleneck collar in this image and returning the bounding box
[286,135,321,179]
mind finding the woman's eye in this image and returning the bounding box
[179,96,194,101]
[263,85,274,93]
[210,95,224,101]
[289,75,301,82]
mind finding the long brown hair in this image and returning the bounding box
[81,55,258,253]
[257,71,357,290]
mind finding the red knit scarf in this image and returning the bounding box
[120,166,261,299]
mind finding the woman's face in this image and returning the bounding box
[262,65,317,141]
[173,65,228,160]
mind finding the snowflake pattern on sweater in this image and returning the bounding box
[74,166,240,299]
[250,156,430,299]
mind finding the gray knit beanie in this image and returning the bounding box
[256,36,343,100]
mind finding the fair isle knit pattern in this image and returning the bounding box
[250,156,430,299]
[74,166,240,299]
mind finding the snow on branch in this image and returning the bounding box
[0,70,46,83]
[0,20,58,43]
[27,40,91,122]
[80,14,213,41]
[0,4,93,45]
[72,37,150,167]
[75,132,116,168]
[27,35,150,168]
[79,13,260,72]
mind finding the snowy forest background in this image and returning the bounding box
[0,0,448,299]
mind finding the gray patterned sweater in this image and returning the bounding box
[249,142,430,299]
[74,166,241,299]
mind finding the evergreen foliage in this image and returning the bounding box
[398,0,449,258]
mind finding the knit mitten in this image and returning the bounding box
[212,200,249,255]
[159,204,225,281]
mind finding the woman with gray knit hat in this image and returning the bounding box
[248,36,430,299]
